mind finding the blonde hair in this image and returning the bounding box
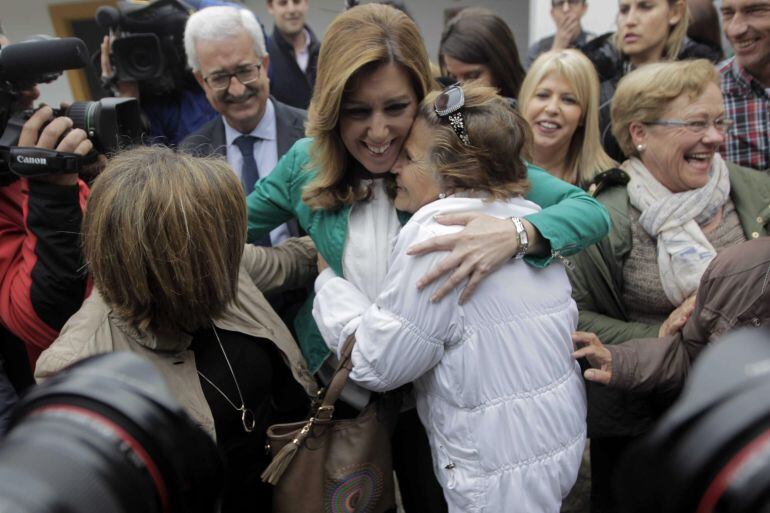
[84,147,246,332]
[302,3,436,210]
[519,50,616,185]
[418,83,531,200]
[610,59,719,157]
[614,0,689,61]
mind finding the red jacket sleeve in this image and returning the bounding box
[0,178,90,366]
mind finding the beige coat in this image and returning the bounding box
[35,238,319,439]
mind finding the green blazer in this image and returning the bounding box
[247,137,612,371]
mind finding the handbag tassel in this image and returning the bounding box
[261,419,314,485]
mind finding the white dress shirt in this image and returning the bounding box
[224,99,290,245]
[296,29,312,73]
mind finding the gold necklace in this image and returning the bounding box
[196,323,256,433]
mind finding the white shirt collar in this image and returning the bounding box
[299,28,311,54]
[223,98,277,145]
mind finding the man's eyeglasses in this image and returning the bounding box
[644,118,734,135]
[552,0,584,7]
[434,84,470,145]
[203,63,262,91]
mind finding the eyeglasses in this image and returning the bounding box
[434,84,470,145]
[203,63,262,91]
[552,0,584,7]
[644,118,735,135]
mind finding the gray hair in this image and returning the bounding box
[184,6,266,72]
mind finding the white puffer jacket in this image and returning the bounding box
[313,196,587,513]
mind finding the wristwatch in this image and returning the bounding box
[510,217,529,260]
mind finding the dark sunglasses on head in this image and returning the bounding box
[434,84,470,145]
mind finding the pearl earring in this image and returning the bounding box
[438,192,447,199]
[636,144,646,153]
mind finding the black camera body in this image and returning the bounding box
[98,0,193,95]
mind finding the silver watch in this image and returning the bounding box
[510,217,529,260]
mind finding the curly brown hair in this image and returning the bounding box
[418,83,532,200]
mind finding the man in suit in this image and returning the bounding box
[181,5,306,245]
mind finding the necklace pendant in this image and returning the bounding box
[241,406,256,433]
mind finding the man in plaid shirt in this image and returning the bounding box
[719,0,770,171]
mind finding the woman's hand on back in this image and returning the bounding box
[407,212,543,304]
[572,331,613,385]
[658,294,697,337]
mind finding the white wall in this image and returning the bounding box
[529,0,618,45]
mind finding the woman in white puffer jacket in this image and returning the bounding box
[312,83,587,513]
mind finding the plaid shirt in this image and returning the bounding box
[720,58,770,171]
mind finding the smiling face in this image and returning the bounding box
[267,0,309,38]
[524,72,583,163]
[338,62,419,174]
[617,0,683,65]
[632,83,725,192]
[194,31,270,134]
[442,54,497,89]
[391,118,442,213]
[721,0,770,85]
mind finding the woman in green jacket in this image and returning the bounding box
[246,6,609,511]
[567,59,770,513]
[246,4,610,372]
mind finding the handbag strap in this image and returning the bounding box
[314,334,356,422]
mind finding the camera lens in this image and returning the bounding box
[617,329,770,513]
[65,101,97,137]
[112,34,164,81]
[64,98,146,153]
[129,48,154,74]
[0,353,224,513]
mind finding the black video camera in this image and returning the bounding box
[0,37,146,179]
[97,0,193,95]
[0,351,224,513]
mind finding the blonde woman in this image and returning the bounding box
[36,147,318,513]
[519,49,616,189]
[245,5,608,510]
[579,0,719,160]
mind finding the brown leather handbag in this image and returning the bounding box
[262,335,399,513]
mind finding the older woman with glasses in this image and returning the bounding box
[313,82,587,513]
[567,59,770,513]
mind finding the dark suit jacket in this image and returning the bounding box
[181,98,309,326]
[180,97,306,161]
[180,97,306,237]
[266,25,320,110]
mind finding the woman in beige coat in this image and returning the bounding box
[35,147,318,512]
